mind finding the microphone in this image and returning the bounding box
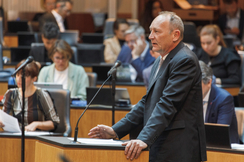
[107,60,122,76]
[12,56,34,76]
[72,75,112,143]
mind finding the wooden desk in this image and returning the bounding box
[0,133,36,162]
[70,106,131,139]
[35,136,149,162]
[207,147,244,162]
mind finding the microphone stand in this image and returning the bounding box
[72,75,112,143]
[21,68,26,162]
[111,69,116,125]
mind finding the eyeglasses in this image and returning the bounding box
[125,39,137,45]
[54,56,67,61]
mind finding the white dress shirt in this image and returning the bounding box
[52,10,65,32]
[203,88,211,121]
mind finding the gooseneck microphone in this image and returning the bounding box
[72,61,122,143]
[12,56,34,76]
[107,60,121,76]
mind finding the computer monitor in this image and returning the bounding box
[59,30,78,46]
[86,87,131,106]
[81,33,104,44]
[10,46,31,63]
[8,20,29,33]
[77,44,105,64]
[92,64,112,82]
[17,32,37,46]
[205,123,231,149]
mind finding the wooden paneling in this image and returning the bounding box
[0,82,8,97]
[0,137,36,162]
[4,35,18,47]
[207,150,244,162]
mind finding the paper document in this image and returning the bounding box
[68,138,124,146]
[13,131,54,136]
[231,144,244,150]
[0,110,21,133]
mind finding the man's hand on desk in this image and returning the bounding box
[122,139,147,161]
[88,124,117,139]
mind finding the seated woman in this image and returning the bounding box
[0,60,60,131]
[38,39,89,100]
[104,18,129,63]
[196,24,241,85]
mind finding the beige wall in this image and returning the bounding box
[3,0,132,13]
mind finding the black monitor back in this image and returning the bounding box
[8,20,29,33]
[77,43,104,64]
[92,64,112,82]
[205,123,231,149]
[81,33,104,44]
[10,46,31,63]
[18,32,37,46]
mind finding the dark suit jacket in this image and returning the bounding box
[29,45,52,63]
[117,44,155,82]
[38,12,68,31]
[206,84,239,143]
[112,42,207,162]
[218,9,244,40]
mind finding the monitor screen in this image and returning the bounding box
[77,44,104,64]
[59,30,78,46]
[8,20,29,33]
[10,47,31,63]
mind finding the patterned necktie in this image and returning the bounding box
[154,57,164,79]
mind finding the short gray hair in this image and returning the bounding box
[124,25,145,37]
[159,11,184,40]
[199,60,213,84]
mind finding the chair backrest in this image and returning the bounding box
[86,72,97,87]
[46,89,71,137]
[183,21,201,48]
[70,46,78,64]
[103,18,139,39]
[235,107,244,143]
[77,43,105,64]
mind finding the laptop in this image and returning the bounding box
[10,46,31,63]
[59,30,78,46]
[34,82,63,89]
[8,20,29,33]
[205,123,231,149]
[86,87,131,107]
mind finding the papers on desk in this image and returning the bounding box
[0,110,21,133]
[68,138,124,146]
[13,131,54,136]
[231,144,244,150]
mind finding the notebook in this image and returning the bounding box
[205,123,231,149]
[86,87,131,107]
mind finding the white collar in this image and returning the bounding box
[227,8,240,19]
[140,41,149,60]
[203,88,211,103]
[52,10,63,22]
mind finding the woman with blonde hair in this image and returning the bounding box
[38,39,89,100]
[196,24,241,85]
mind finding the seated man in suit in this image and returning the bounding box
[39,0,73,32]
[29,22,59,63]
[117,25,155,82]
[199,60,239,143]
[218,0,244,44]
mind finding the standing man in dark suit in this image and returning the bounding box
[218,0,244,43]
[199,60,239,143]
[89,11,207,162]
[39,0,73,32]
[29,22,59,63]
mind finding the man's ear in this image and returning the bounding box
[172,29,180,42]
